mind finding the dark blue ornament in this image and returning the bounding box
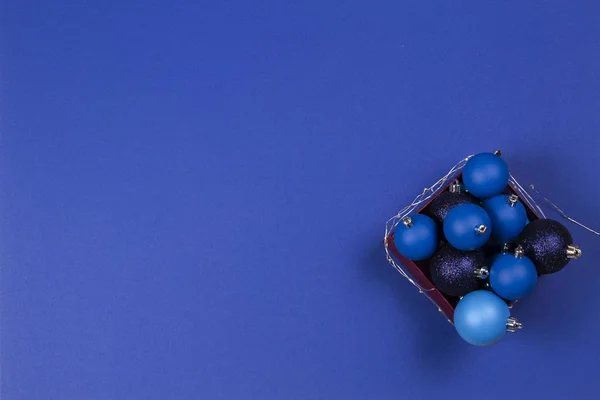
[443,203,492,251]
[485,252,501,267]
[489,250,538,300]
[482,194,528,243]
[424,190,477,224]
[516,219,581,275]
[454,290,520,346]
[393,214,439,260]
[429,245,487,297]
[463,153,509,199]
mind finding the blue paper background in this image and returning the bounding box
[2,1,600,399]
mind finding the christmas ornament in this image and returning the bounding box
[424,184,477,224]
[454,290,522,346]
[516,219,581,274]
[393,214,439,261]
[489,247,538,300]
[482,194,528,243]
[484,243,511,267]
[429,245,487,297]
[462,153,509,199]
[443,203,492,251]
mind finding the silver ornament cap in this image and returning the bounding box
[507,194,519,207]
[475,224,488,235]
[514,245,525,259]
[506,317,523,333]
[474,266,489,279]
[449,179,464,193]
[566,245,582,259]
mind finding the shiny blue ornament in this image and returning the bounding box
[443,204,492,251]
[463,153,509,199]
[393,214,439,260]
[454,290,511,346]
[489,252,538,300]
[482,194,528,243]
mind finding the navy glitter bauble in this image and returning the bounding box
[424,191,477,224]
[517,219,580,275]
[429,245,486,297]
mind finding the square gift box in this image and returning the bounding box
[383,151,546,324]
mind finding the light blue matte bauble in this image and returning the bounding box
[393,214,438,261]
[454,290,510,346]
[482,194,528,243]
[489,253,538,300]
[463,153,509,199]
[443,203,492,251]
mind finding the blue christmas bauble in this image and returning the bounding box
[454,290,510,346]
[393,214,439,260]
[463,153,509,199]
[489,253,537,300]
[443,203,492,251]
[482,194,528,243]
[424,191,477,224]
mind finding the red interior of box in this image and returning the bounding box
[385,172,542,323]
